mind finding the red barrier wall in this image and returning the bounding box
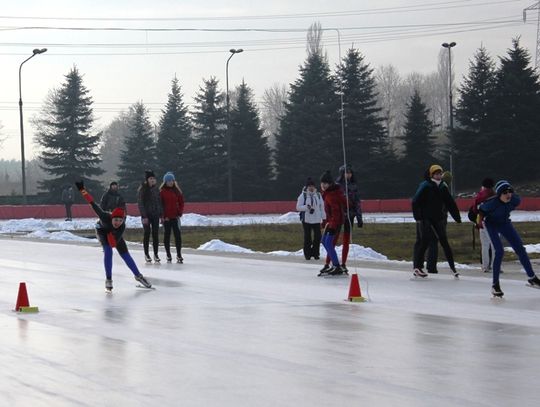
[0,198,539,219]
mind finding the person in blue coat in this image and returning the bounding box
[478,180,540,297]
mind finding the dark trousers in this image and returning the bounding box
[302,222,321,259]
[486,222,535,284]
[163,218,182,258]
[143,216,160,256]
[65,203,72,220]
[413,219,456,271]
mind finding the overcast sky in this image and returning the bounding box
[0,0,537,160]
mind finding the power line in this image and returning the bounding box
[0,0,518,22]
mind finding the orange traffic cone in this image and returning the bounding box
[14,282,39,313]
[348,274,365,302]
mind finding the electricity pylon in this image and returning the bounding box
[523,1,540,68]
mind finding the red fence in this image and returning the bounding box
[0,198,539,220]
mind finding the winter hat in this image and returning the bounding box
[163,172,175,183]
[144,170,155,181]
[429,164,443,178]
[495,180,512,196]
[481,177,495,188]
[339,164,353,174]
[320,170,333,184]
[109,181,118,187]
[111,207,126,219]
[441,171,452,185]
[305,177,315,187]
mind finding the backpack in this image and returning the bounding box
[299,192,307,222]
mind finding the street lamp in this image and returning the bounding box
[441,41,456,196]
[19,47,47,204]
[225,48,243,202]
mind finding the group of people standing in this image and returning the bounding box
[296,165,363,276]
[298,162,540,297]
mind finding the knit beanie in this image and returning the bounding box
[111,207,126,219]
[441,171,452,185]
[145,170,155,181]
[320,170,333,184]
[495,180,512,196]
[429,164,443,178]
[163,172,175,183]
[481,178,495,188]
[305,177,315,187]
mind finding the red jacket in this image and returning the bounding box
[160,187,185,219]
[322,184,347,229]
[474,187,495,211]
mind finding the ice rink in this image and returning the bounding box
[1,238,540,407]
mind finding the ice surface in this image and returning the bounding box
[1,239,540,406]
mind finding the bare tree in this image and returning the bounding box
[306,21,323,56]
[260,83,288,150]
[375,64,404,151]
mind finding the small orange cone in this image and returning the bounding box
[14,282,39,313]
[348,274,365,302]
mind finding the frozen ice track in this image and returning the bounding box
[1,239,540,407]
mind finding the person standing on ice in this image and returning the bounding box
[318,170,347,276]
[478,180,540,297]
[296,177,325,260]
[411,164,462,278]
[473,177,496,273]
[100,181,126,212]
[159,172,185,263]
[335,164,363,273]
[74,180,152,291]
[61,185,74,221]
[137,170,163,263]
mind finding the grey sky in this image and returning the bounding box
[0,0,537,159]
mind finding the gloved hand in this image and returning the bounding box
[357,216,363,228]
[75,180,93,203]
[456,217,462,224]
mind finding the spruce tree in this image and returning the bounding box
[336,48,388,196]
[229,81,272,200]
[485,38,540,180]
[275,50,340,197]
[155,77,192,182]
[400,90,435,185]
[35,67,103,201]
[186,77,227,201]
[117,102,156,200]
[454,46,497,186]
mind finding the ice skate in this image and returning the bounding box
[328,265,345,276]
[177,256,183,264]
[153,255,161,263]
[166,255,172,263]
[317,264,331,276]
[144,254,152,263]
[491,282,504,298]
[135,274,152,289]
[452,269,460,279]
[340,264,349,275]
[105,279,113,292]
[413,268,427,278]
[527,275,540,289]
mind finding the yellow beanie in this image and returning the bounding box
[429,164,443,177]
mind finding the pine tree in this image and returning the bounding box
[155,77,192,182]
[454,46,497,186]
[117,102,156,200]
[485,38,540,180]
[400,90,435,184]
[336,48,389,196]
[275,50,340,197]
[186,77,227,201]
[229,81,272,200]
[35,67,103,201]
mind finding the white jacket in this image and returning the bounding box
[296,188,325,224]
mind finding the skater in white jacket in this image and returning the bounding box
[296,178,326,260]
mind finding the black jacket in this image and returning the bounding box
[100,189,126,212]
[412,179,461,222]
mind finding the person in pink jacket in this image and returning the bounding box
[473,178,495,272]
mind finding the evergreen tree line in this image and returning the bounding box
[31,37,540,203]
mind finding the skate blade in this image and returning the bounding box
[410,275,428,280]
[526,284,540,289]
[323,274,348,279]
[136,285,156,290]
[491,295,504,299]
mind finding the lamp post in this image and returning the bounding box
[442,41,456,196]
[19,48,47,204]
[225,48,243,202]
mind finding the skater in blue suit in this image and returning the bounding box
[75,181,152,291]
[478,180,540,297]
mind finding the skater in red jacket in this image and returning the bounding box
[75,180,152,291]
[159,172,185,263]
[318,170,348,276]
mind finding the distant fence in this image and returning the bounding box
[1,198,539,220]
